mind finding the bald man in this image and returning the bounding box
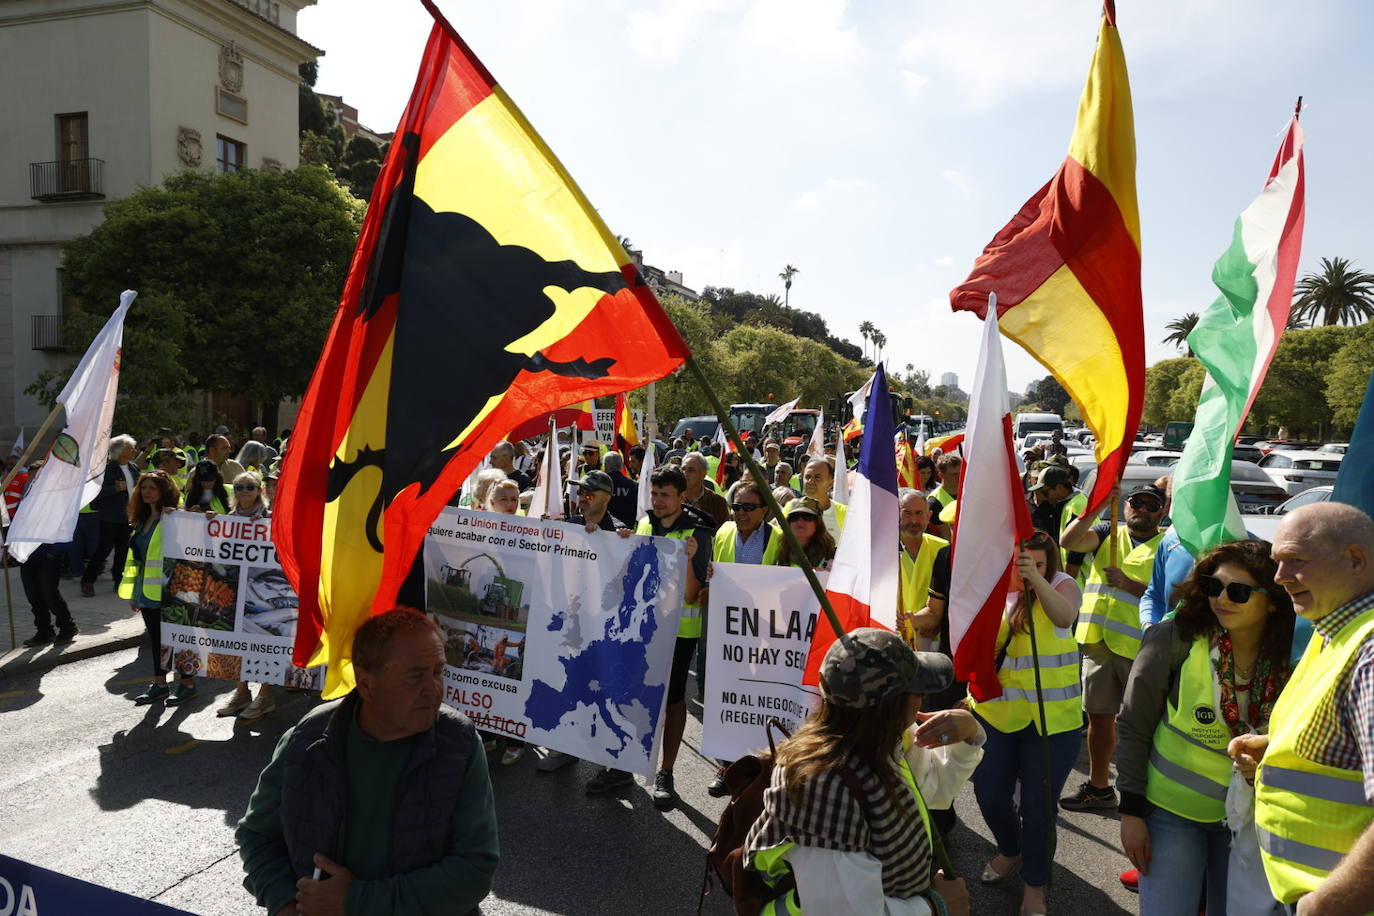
[1233,503,1374,915]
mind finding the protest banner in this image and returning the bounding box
[158,513,323,690]
[593,407,642,445]
[424,507,684,777]
[0,855,190,915]
[701,563,824,761]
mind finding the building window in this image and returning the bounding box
[216,88,248,124]
[216,135,246,173]
[56,112,90,192]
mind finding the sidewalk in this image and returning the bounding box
[0,575,143,679]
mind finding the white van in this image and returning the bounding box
[1013,412,1064,444]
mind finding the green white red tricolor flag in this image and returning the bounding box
[1172,111,1306,556]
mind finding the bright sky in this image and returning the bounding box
[299,0,1373,394]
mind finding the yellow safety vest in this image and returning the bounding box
[1059,490,1088,568]
[970,599,1082,735]
[118,519,165,602]
[635,517,701,638]
[899,534,948,613]
[750,744,936,916]
[930,486,956,509]
[1075,526,1162,660]
[1144,637,1231,823]
[713,522,782,566]
[1255,605,1374,902]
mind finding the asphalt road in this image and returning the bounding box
[0,647,1138,915]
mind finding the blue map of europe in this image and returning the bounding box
[524,542,671,761]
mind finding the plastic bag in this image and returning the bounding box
[1225,765,1283,916]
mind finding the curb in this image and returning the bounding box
[0,632,143,680]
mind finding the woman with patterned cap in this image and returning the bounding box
[744,628,980,915]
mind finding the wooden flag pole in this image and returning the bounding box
[683,357,846,641]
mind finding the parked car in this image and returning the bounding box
[1320,443,1350,455]
[1127,450,1182,468]
[1245,486,1334,541]
[1257,450,1344,496]
[1232,443,1264,464]
[1079,460,1287,517]
[670,416,720,444]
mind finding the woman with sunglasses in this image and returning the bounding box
[182,460,229,514]
[965,531,1083,916]
[124,471,198,705]
[774,497,837,570]
[1116,540,1296,916]
[214,472,277,721]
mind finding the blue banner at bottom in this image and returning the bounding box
[0,856,192,916]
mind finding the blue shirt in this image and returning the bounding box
[734,525,768,565]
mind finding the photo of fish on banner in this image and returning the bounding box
[161,560,239,631]
[241,566,300,638]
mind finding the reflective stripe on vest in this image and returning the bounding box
[971,606,1083,735]
[1143,637,1231,823]
[118,519,164,602]
[900,533,948,613]
[1074,526,1161,660]
[1255,605,1374,902]
[636,517,701,638]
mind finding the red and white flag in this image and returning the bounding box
[948,299,1034,701]
[803,364,900,684]
[713,424,735,487]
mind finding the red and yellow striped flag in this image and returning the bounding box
[614,391,639,461]
[275,3,689,696]
[950,2,1141,514]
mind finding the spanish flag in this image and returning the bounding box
[950,2,1140,514]
[275,2,689,697]
[614,391,639,461]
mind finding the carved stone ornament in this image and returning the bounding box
[177,127,203,167]
[261,157,282,173]
[219,42,244,93]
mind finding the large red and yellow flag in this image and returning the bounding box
[275,3,689,696]
[950,2,1140,514]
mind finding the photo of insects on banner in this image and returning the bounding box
[157,512,324,689]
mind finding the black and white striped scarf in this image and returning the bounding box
[743,752,931,898]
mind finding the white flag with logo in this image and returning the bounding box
[8,291,135,562]
[636,436,657,522]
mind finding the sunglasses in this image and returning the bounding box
[1127,496,1163,511]
[577,487,601,496]
[234,484,259,491]
[788,514,817,523]
[1197,574,1267,603]
[731,502,763,512]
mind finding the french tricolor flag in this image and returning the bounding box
[948,299,1034,701]
[803,363,900,684]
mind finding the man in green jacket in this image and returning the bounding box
[236,609,499,915]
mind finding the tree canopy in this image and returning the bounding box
[32,167,364,432]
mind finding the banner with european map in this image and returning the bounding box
[423,507,684,777]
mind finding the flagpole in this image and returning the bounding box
[683,356,846,639]
[1019,557,1058,892]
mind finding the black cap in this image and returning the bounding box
[1128,484,1167,504]
[1029,466,1072,492]
[575,470,614,494]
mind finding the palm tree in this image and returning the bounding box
[858,320,875,361]
[779,264,800,308]
[872,330,887,365]
[1163,312,1199,357]
[1292,256,1374,326]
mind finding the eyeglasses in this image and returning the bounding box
[1126,496,1163,511]
[730,502,763,512]
[1197,574,1267,603]
[788,515,817,524]
[234,484,259,491]
[577,487,600,496]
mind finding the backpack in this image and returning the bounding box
[698,718,793,916]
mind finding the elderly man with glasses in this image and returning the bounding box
[1059,483,1170,812]
[680,452,730,527]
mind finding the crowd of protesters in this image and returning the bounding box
[7,411,1373,916]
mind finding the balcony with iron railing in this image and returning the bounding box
[32,315,66,351]
[30,158,105,202]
